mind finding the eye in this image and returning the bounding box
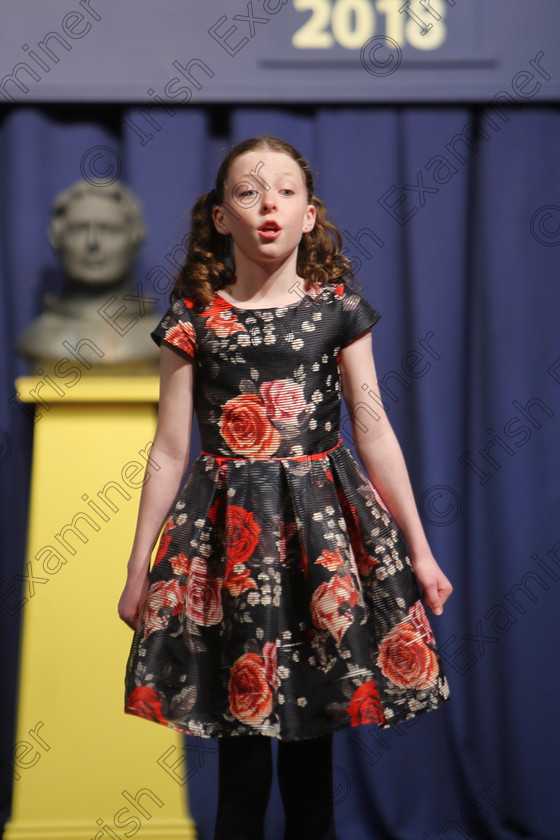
[280,189,294,196]
[240,189,258,197]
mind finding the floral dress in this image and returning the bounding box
[124,281,450,741]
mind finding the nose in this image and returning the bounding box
[261,190,277,211]
[86,224,100,250]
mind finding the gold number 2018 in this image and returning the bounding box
[292,0,447,52]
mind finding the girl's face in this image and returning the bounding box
[212,150,316,272]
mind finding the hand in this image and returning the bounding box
[411,551,453,616]
[118,568,151,632]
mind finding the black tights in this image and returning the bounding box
[213,733,336,840]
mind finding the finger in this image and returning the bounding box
[422,581,443,616]
[438,582,453,608]
[430,602,443,616]
[432,577,453,612]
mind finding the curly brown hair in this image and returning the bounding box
[171,135,358,309]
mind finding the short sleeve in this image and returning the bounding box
[151,298,197,361]
[339,286,381,348]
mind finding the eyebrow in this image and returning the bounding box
[239,171,299,181]
[227,170,303,189]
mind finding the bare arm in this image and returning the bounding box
[118,344,195,630]
[339,331,452,616]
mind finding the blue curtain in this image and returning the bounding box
[1,103,559,840]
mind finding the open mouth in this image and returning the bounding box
[258,221,281,238]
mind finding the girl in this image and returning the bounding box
[118,135,453,840]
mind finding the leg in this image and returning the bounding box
[277,733,336,840]
[213,734,273,840]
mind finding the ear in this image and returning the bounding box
[302,203,316,233]
[212,205,230,236]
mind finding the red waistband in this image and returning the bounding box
[200,438,343,463]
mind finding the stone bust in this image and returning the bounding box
[16,179,161,375]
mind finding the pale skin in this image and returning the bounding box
[118,149,452,631]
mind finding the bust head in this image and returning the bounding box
[48,180,147,288]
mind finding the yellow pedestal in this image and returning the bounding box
[4,377,197,840]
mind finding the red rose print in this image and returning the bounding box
[222,506,259,596]
[337,488,379,576]
[164,321,196,358]
[169,552,191,576]
[154,520,173,566]
[316,549,345,572]
[225,505,260,565]
[408,601,436,645]
[125,686,167,723]
[219,394,281,457]
[208,491,227,525]
[224,566,257,598]
[141,579,184,641]
[310,574,359,644]
[259,379,306,424]
[377,623,439,689]
[334,283,345,298]
[203,296,248,337]
[263,642,280,689]
[348,681,387,727]
[228,653,274,725]
[185,557,223,626]
[353,546,380,577]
